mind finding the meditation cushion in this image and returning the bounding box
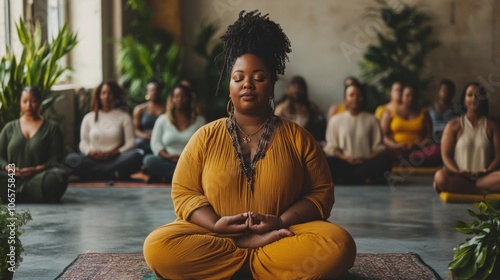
[439,192,500,203]
[391,166,442,175]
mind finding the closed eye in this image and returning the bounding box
[253,75,267,82]
[232,74,244,82]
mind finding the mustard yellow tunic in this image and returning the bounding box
[144,117,356,279]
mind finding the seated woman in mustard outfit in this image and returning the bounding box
[143,11,356,279]
[381,84,441,167]
[434,82,500,193]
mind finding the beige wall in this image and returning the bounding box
[180,0,500,119]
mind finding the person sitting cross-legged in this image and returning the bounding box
[0,87,68,203]
[434,82,500,194]
[324,83,391,184]
[143,11,356,280]
[381,84,441,167]
[65,81,143,181]
[142,84,205,183]
[132,81,165,155]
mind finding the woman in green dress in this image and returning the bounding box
[0,87,68,203]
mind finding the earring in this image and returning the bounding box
[145,94,151,101]
[269,96,275,112]
[227,99,234,116]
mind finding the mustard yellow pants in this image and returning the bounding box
[144,220,356,279]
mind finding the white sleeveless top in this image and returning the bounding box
[454,116,492,172]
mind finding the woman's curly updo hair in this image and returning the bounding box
[216,10,292,94]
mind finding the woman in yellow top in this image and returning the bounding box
[143,11,356,279]
[374,81,403,120]
[434,82,500,193]
[381,84,441,166]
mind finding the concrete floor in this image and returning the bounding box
[12,175,474,279]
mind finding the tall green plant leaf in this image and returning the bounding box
[116,0,181,107]
[359,2,439,111]
[0,18,78,129]
[450,200,500,279]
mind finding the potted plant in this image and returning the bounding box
[449,199,500,280]
[0,202,32,280]
[117,0,182,107]
[359,0,440,111]
[0,18,78,130]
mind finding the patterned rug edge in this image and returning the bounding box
[409,252,443,280]
[56,252,443,280]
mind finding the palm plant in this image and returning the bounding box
[117,38,181,105]
[117,0,182,107]
[359,0,439,110]
[0,18,78,129]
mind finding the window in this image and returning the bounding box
[0,0,9,57]
[47,0,64,43]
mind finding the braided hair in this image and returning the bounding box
[216,10,292,95]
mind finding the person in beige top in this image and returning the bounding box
[324,83,391,184]
[434,82,500,194]
[65,81,143,181]
[326,76,360,120]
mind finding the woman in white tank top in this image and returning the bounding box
[434,82,500,194]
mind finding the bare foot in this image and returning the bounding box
[235,229,294,248]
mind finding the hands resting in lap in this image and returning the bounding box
[214,211,294,249]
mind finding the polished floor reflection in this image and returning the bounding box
[14,175,472,279]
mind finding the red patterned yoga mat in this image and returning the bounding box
[56,252,442,280]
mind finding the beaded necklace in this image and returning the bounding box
[227,114,277,190]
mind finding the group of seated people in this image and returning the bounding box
[1,75,499,203]
[0,80,206,203]
[276,76,500,193]
[274,75,442,184]
[65,80,206,184]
